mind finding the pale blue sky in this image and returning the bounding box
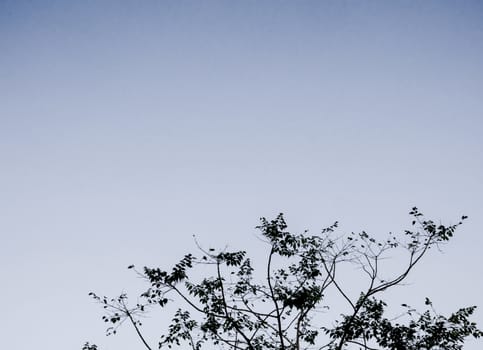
[1,1,483,349]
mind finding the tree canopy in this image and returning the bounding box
[84,208,481,350]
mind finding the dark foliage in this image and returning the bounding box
[85,208,481,349]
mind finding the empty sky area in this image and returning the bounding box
[1,1,483,349]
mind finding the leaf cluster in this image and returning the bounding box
[85,209,481,350]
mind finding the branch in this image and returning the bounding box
[267,247,286,350]
[121,300,153,350]
[217,260,255,350]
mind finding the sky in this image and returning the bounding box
[1,1,483,349]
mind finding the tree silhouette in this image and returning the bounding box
[85,208,481,349]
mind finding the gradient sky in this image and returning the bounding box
[1,1,483,349]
